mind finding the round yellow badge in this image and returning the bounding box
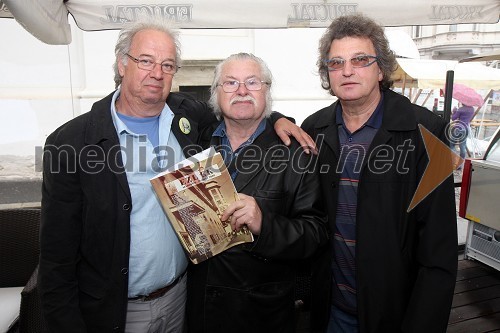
[179,117,191,134]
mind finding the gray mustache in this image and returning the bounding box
[230,96,256,105]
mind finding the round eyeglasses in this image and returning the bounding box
[125,53,180,75]
[324,54,378,71]
[218,78,270,93]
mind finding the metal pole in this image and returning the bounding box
[443,70,454,123]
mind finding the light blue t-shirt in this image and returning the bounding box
[110,88,188,297]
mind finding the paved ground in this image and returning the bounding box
[0,179,42,208]
[0,155,42,208]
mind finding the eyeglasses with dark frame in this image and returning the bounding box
[324,54,378,71]
[125,53,180,75]
[217,78,270,93]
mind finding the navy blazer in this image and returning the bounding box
[39,91,215,332]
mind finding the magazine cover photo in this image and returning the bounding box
[151,149,253,264]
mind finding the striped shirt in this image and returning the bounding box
[332,97,383,315]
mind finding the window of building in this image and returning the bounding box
[179,86,211,103]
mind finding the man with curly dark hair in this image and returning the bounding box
[303,14,457,333]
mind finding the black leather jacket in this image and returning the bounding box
[186,119,328,333]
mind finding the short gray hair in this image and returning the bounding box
[208,53,273,120]
[113,18,181,88]
[318,14,397,95]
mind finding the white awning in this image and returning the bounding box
[1,0,499,45]
[393,59,500,90]
[459,50,500,63]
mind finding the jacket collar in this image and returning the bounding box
[233,120,280,192]
[313,102,340,158]
[84,91,202,158]
[210,119,279,192]
[81,91,202,201]
[170,113,202,158]
[315,90,417,131]
[84,91,119,145]
[313,89,418,159]
[167,93,203,158]
[81,91,130,200]
[380,89,417,131]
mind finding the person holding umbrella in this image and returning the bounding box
[450,102,475,169]
[449,83,483,169]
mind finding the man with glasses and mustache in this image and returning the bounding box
[302,14,457,333]
[185,53,328,333]
[38,19,314,333]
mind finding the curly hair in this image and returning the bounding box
[112,18,181,88]
[317,14,397,96]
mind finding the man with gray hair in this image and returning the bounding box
[186,53,328,332]
[38,19,314,332]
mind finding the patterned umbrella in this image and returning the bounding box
[452,83,484,107]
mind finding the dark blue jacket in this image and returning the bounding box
[302,89,457,333]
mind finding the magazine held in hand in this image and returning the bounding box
[151,148,254,264]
